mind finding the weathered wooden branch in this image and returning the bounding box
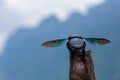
[67,43,96,80]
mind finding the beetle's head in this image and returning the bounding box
[67,34,86,51]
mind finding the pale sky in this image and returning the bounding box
[0,0,105,55]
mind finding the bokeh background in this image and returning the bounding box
[0,0,120,80]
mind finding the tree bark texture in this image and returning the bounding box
[68,50,96,80]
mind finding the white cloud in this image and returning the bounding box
[2,0,105,25]
[0,33,9,55]
[0,0,105,55]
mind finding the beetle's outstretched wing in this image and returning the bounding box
[84,38,111,45]
[41,39,67,47]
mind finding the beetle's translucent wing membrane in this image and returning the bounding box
[41,39,66,47]
[84,38,111,45]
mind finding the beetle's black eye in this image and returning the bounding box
[68,37,72,41]
[79,36,83,39]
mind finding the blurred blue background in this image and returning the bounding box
[0,0,120,80]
